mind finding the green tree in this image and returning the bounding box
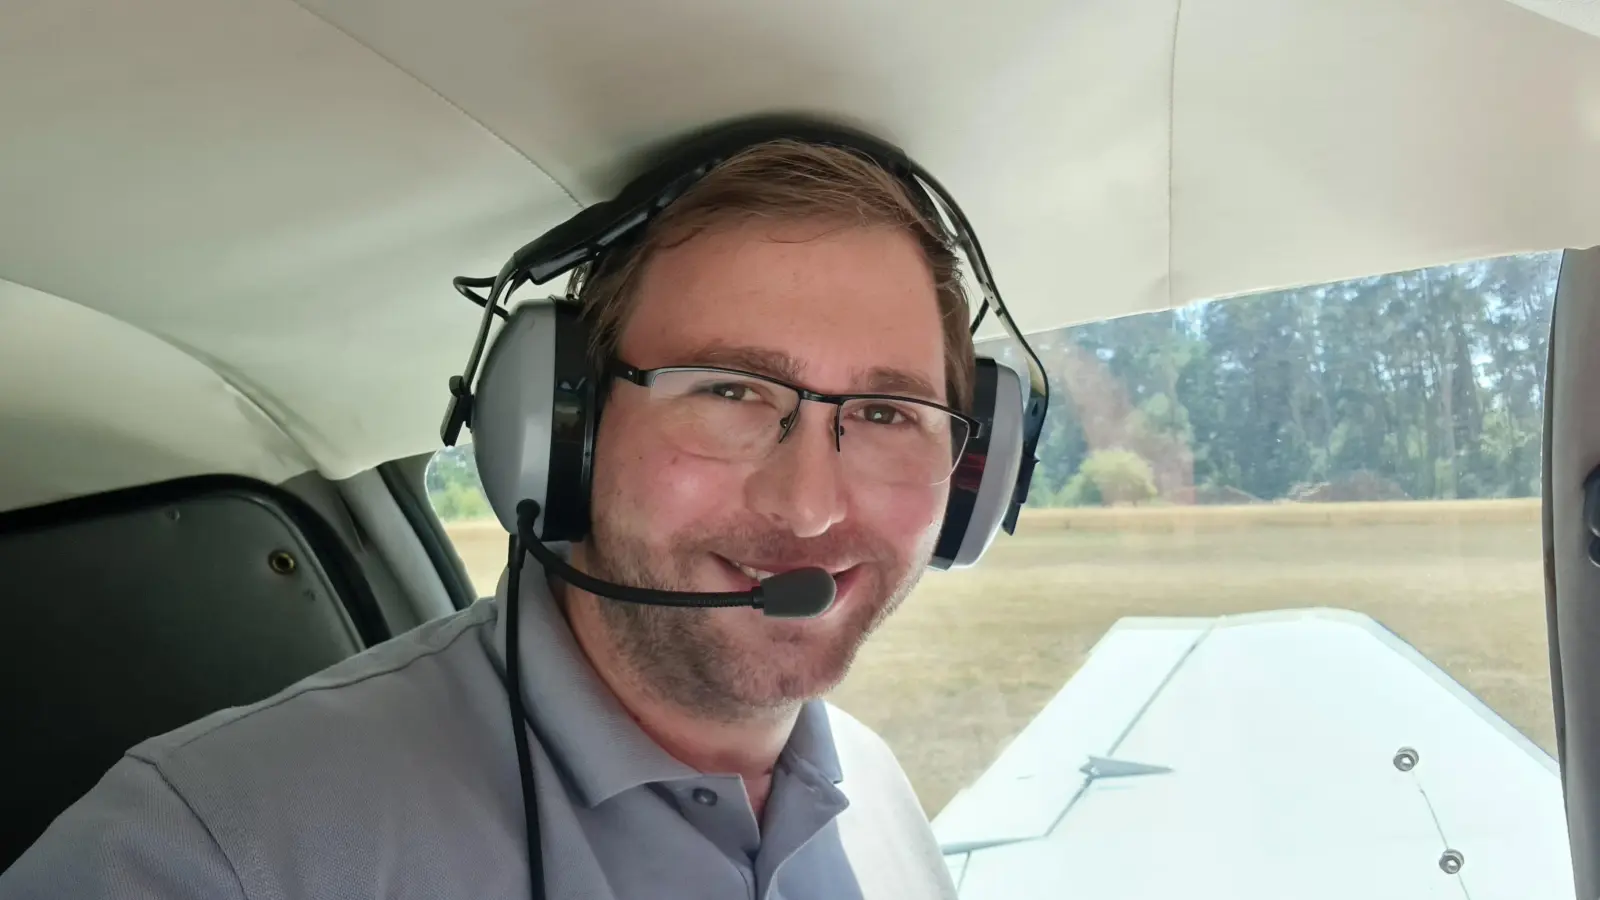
[986,250,1557,506]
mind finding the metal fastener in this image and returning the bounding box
[268,550,297,575]
[1439,849,1464,874]
[1393,747,1419,772]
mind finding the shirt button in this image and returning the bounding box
[691,787,719,807]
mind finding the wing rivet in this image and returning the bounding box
[1393,747,1419,771]
[1439,849,1464,874]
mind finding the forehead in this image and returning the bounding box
[615,218,948,397]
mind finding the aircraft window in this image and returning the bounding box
[422,251,1570,894]
[422,446,500,597]
[831,250,1569,894]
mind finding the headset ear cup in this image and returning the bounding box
[930,358,1026,569]
[470,301,597,542]
[542,303,597,541]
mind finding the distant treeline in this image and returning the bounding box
[427,252,1562,517]
[983,251,1560,507]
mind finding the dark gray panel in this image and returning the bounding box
[0,482,365,870]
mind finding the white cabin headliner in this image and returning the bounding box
[3,0,1598,512]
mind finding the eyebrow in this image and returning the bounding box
[861,366,941,401]
[682,344,804,384]
[680,342,943,402]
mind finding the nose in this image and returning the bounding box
[745,402,848,538]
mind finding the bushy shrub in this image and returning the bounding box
[1062,449,1158,507]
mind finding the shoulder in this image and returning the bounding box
[122,599,518,873]
[822,701,924,813]
[822,703,960,898]
[0,752,251,898]
[4,600,520,898]
[134,598,501,772]
[822,702,902,772]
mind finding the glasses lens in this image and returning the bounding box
[838,397,971,485]
[641,369,798,461]
[628,367,971,485]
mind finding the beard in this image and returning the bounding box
[575,515,932,723]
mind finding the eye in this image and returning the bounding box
[700,381,759,402]
[856,402,918,426]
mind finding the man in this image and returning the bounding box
[0,138,972,898]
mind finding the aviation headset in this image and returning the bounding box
[441,114,1051,570]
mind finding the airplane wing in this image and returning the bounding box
[931,608,1572,899]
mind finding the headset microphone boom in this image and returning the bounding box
[512,499,837,619]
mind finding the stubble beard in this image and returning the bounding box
[579,517,930,724]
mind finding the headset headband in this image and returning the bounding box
[442,113,1050,534]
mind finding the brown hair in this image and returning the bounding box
[568,140,976,411]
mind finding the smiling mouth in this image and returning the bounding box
[715,555,855,588]
[716,554,864,595]
[732,561,780,582]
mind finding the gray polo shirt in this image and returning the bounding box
[0,567,957,900]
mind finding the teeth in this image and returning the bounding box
[734,562,775,581]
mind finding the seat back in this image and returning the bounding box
[0,477,383,870]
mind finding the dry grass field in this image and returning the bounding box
[445,498,1555,817]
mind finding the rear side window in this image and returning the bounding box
[424,446,500,596]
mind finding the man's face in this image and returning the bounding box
[574,216,952,722]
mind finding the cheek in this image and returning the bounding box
[590,411,739,535]
[854,481,949,546]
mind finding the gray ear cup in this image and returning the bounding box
[930,357,1026,569]
[470,302,596,541]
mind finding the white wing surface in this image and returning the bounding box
[934,609,1571,900]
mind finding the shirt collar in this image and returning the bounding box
[487,549,845,807]
[783,698,844,785]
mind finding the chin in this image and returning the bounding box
[585,528,916,716]
[730,635,861,708]
[722,568,899,703]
